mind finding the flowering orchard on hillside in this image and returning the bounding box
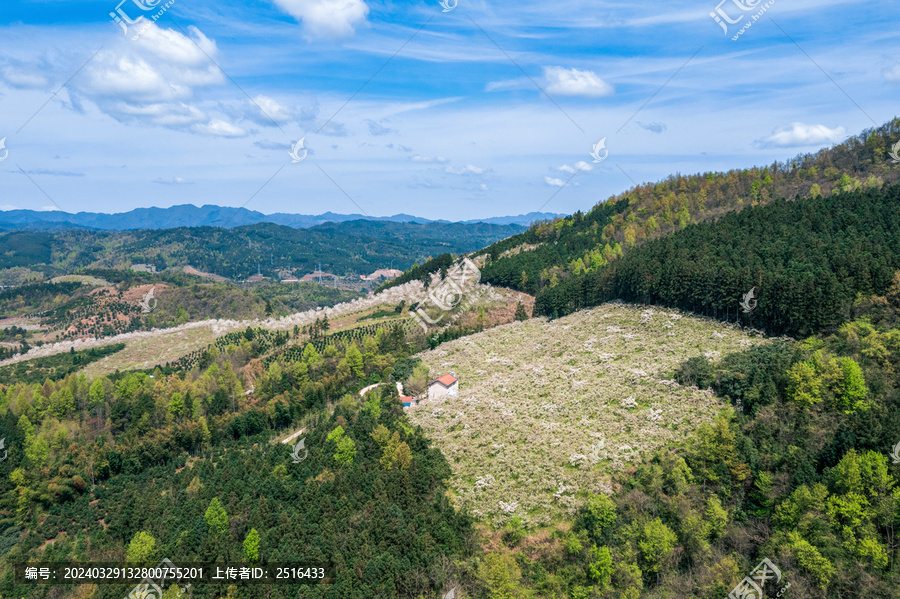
[0,279,507,372]
[408,304,770,526]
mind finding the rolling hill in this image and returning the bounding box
[0,220,524,283]
[0,205,561,231]
[476,118,900,304]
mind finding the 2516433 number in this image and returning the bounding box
[275,567,325,580]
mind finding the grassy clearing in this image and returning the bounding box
[408,302,770,527]
[48,274,110,286]
[79,325,220,376]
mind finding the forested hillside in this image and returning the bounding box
[536,184,900,336]
[0,220,523,283]
[468,284,900,598]
[0,322,472,599]
[478,119,900,302]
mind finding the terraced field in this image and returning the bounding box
[409,303,775,526]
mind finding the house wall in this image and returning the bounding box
[428,381,459,400]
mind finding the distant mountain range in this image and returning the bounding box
[0,205,563,231]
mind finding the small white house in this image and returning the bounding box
[428,373,459,399]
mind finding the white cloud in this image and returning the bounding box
[758,122,846,148]
[78,24,222,103]
[192,119,247,137]
[81,55,186,102]
[882,64,900,82]
[545,176,566,187]
[133,22,219,66]
[17,168,84,177]
[366,119,394,136]
[542,66,613,98]
[70,21,228,132]
[487,66,613,98]
[485,77,531,93]
[255,139,288,150]
[153,176,193,185]
[0,205,20,211]
[110,101,207,127]
[252,95,294,124]
[317,120,348,136]
[636,121,667,133]
[272,0,369,40]
[411,155,448,163]
[2,68,48,89]
[478,183,489,191]
[445,164,485,175]
[557,161,593,174]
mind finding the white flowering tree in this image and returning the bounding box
[407,302,769,526]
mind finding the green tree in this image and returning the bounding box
[89,377,106,405]
[786,532,835,588]
[126,531,157,563]
[514,302,528,321]
[588,545,613,588]
[204,498,229,537]
[198,416,211,450]
[835,357,868,412]
[334,436,356,467]
[303,344,324,368]
[704,496,729,539]
[476,552,523,599]
[327,426,345,442]
[579,493,617,543]
[345,343,364,378]
[25,436,49,467]
[786,361,822,407]
[635,517,677,574]
[243,528,260,563]
[169,392,184,420]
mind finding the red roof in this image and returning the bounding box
[429,374,458,387]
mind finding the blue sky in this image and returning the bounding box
[0,0,897,220]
